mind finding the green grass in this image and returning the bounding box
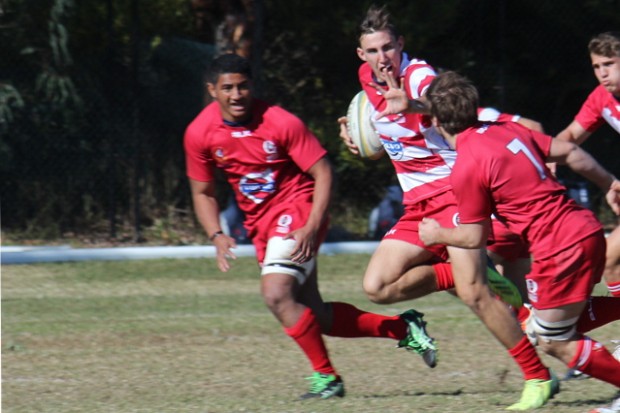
[2,255,618,413]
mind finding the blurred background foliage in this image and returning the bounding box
[1,0,619,244]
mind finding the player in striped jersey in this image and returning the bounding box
[337,5,555,410]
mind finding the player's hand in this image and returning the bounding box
[606,179,620,215]
[213,234,237,272]
[369,71,408,119]
[419,217,441,246]
[338,116,360,155]
[284,227,317,264]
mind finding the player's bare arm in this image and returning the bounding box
[419,218,490,249]
[189,178,237,272]
[285,156,332,263]
[548,139,618,201]
[555,120,592,145]
[606,180,620,216]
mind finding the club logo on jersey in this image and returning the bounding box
[239,169,276,203]
[526,279,539,303]
[213,147,227,163]
[231,130,252,138]
[276,214,293,234]
[263,140,279,161]
[384,140,404,159]
[452,213,460,227]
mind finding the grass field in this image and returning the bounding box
[2,254,618,413]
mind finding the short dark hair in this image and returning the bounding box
[206,53,252,84]
[426,71,479,135]
[359,5,399,42]
[588,31,620,58]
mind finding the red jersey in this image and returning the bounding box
[574,84,620,134]
[184,99,327,230]
[452,121,602,261]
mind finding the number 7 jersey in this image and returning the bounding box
[451,121,602,261]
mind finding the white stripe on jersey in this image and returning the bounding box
[406,66,436,99]
[602,107,620,133]
[397,163,455,192]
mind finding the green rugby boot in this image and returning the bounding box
[486,263,523,309]
[397,309,438,368]
[506,370,560,410]
[300,372,345,400]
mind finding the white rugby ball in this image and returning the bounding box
[346,91,383,158]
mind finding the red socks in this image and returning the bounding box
[508,336,550,381]
[432,262,456,291]
[569,336,620,386]
[327,302,407,339]
[284,307,335,375]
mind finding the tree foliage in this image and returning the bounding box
[2,0,619,241]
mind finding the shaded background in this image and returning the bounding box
[1,0,619,245]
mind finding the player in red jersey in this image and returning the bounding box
[184,53,439,400]
[555,30,620,413]
[337,5,555,410]
[557,32,620,298]
[418,71,620,398]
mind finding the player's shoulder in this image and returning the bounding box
[403,56,436,75]
[262,101,307,130]
[588,84,615,105]
[185,101,220,137]
[358,62,374,83]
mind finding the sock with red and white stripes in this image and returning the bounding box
[568,336,620,387]
[606,280,620,297]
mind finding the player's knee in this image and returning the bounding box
[455,284,486,311]
[261,237,315,285]
[261,282,289,312]
[525,314,579,352]
[362,275,389,303]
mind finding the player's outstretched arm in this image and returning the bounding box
[548,139,617,198]
[556,119,592,145]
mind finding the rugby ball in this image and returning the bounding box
[346,91,383,158]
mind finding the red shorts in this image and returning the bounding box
[382,190,458,262]
[250,199,328,265]
[526,230,605,309]
[487,218,530,261]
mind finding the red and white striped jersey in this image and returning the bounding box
[358,54,521,205]
[359,55,451,204]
